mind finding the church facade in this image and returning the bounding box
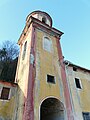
[0,11,90,120]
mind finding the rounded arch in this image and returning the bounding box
[40,97,65,120]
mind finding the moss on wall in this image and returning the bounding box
[0,96,16,120]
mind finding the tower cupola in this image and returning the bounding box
[26,10,52,27]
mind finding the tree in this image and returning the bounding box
[0,40,19,62]
[0,40,19,82]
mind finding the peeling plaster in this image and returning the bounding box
[30,53,34,64]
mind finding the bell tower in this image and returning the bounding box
[15,11,74,120]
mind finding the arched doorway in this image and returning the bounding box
[40,97,64,120]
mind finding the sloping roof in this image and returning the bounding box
[64,60,90,72]
[0,79,17,87]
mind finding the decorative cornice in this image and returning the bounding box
[18,16,64,45]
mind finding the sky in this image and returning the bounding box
[0,0,90,69]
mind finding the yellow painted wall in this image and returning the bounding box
[36,29,63,99]
[16,24,65,120]
[0,97,15,120]
[0,85,17,120]
[34,29,64,120]
[66,66,90,119]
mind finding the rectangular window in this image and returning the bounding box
[47,74,55,84]
[83,112,90,120]
[0,87,10,100]
[75,78,82,89]
[22,41,27,60]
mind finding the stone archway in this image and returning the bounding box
[40,97,64,120]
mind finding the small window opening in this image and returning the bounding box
[0,87,10,100]
[24,33,26,36]
[83,112,90,120]
[28,24,30,28]
[22,41,27,60]
[73,67,77,71]
[47,74,55,84]
[42,17,46,24]
[75,78,81,89]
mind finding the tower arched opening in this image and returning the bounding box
[40,97,64,120]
